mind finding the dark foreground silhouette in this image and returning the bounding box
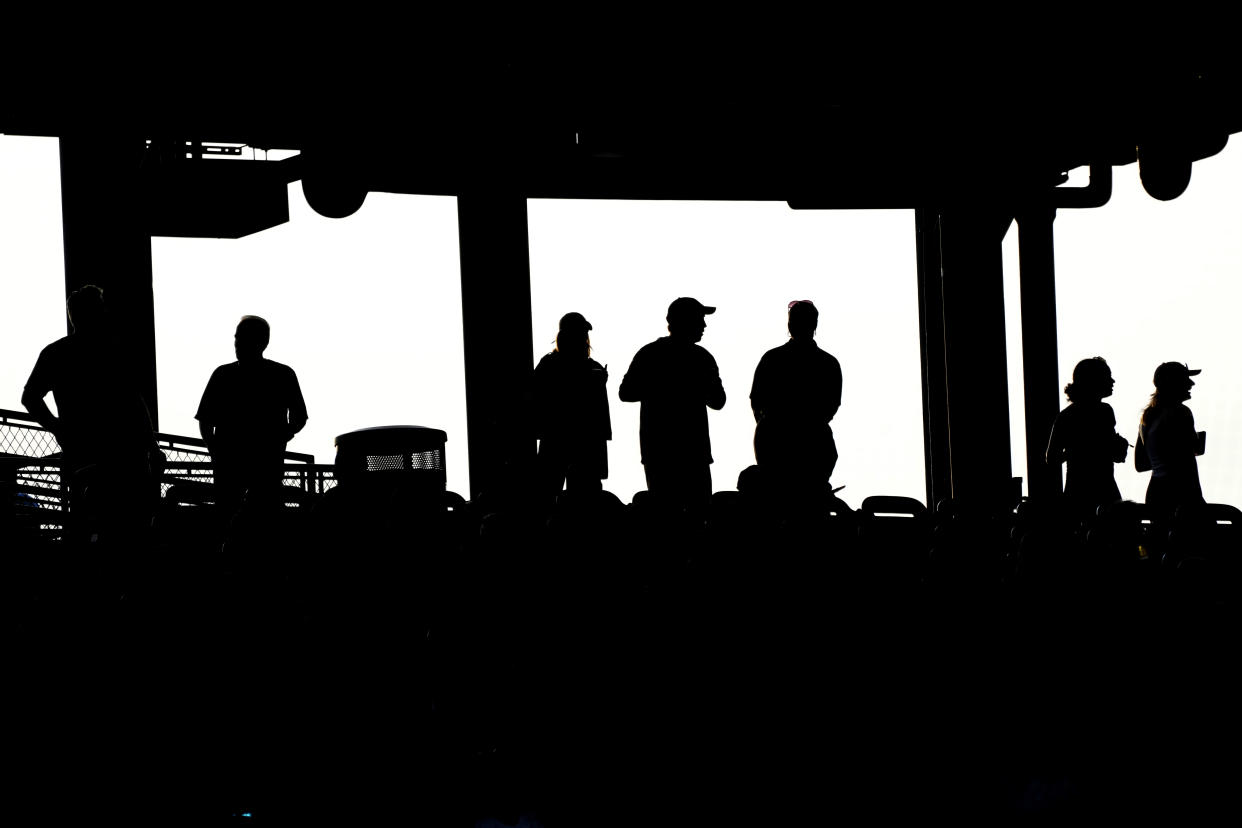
[8,462,1241,826]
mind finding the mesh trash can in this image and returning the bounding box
[334,426,447,493]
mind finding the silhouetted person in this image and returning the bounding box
[1136,362,1206,518]
[1045,356,1128,516]
[22,284,158,552]
[750,299,842,502]
[196,315,307,518]
[618,297,725,515]
[532,312,611,502]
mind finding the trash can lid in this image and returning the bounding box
[334,426,447,453]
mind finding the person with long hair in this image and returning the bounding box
[1135,361,1206,517]
[1045,356,1128,515]
[532,312,611,501]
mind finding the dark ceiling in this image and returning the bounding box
[5,32,1241,209]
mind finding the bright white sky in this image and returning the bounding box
[3,133,1241,509]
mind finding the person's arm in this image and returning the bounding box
[617,349,644,403]
[1045,412,1067,466]
[1111,432,1129,463]
[588,358,612,441]
[1106,405,1128,463]
[704,352,726,411]
[21,353,60,440]
[286,369,308,440]
[750,356,766,423]
[21,388,59,437]
[825,355,842,422]
[195,368,219,451]
[1184,408,1205,457]
[1135,421,1151,472]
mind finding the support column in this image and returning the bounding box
[934,207,1017,510]
[59,136,159,429]
[1016,205,1062,501]
[916,208,951,509]
[457,194,536,501]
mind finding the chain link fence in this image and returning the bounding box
[2,408,337,545]
[1,409,66,545]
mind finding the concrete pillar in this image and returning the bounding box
[1016,206,1063,500]
[925,207,1017,510]
[58,136,159,429]
[916,208,952,509]
[457,194,536,500]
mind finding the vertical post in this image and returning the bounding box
[937,207,1016,510]
[58,136,159,429]
[1016,205,1063,500]
[915,208,952,509]
[457,194,536,501]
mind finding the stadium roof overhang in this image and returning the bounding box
[5,44,1242,235]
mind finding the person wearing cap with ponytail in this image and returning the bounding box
[1136,361,1207,518]
[619,297,726,514]
[531,311,612,500]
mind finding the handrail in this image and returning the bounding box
[1,407,316,464]
[3,408,337,540]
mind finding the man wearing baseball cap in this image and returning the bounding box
[1136,361,1206,517]
[618,297,726,515]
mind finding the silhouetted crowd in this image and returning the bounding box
[1047,356,1210,519]
[8,287,1241,826]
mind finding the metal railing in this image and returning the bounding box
[2,408,337,542]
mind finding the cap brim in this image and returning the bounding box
[702,306,716,315]
[1188,368,1202,376]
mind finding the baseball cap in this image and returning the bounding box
[667,297,716,322]
[1153,362,1201,388]
[559,311,592,332]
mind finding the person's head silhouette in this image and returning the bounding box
[787,299,818,339]
[556,311,592,359]
[1064,356,1114,403]
[666,297,714,344]
[235,315,271,362]
[66,285,107,334]
[1153,361,1199,403]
